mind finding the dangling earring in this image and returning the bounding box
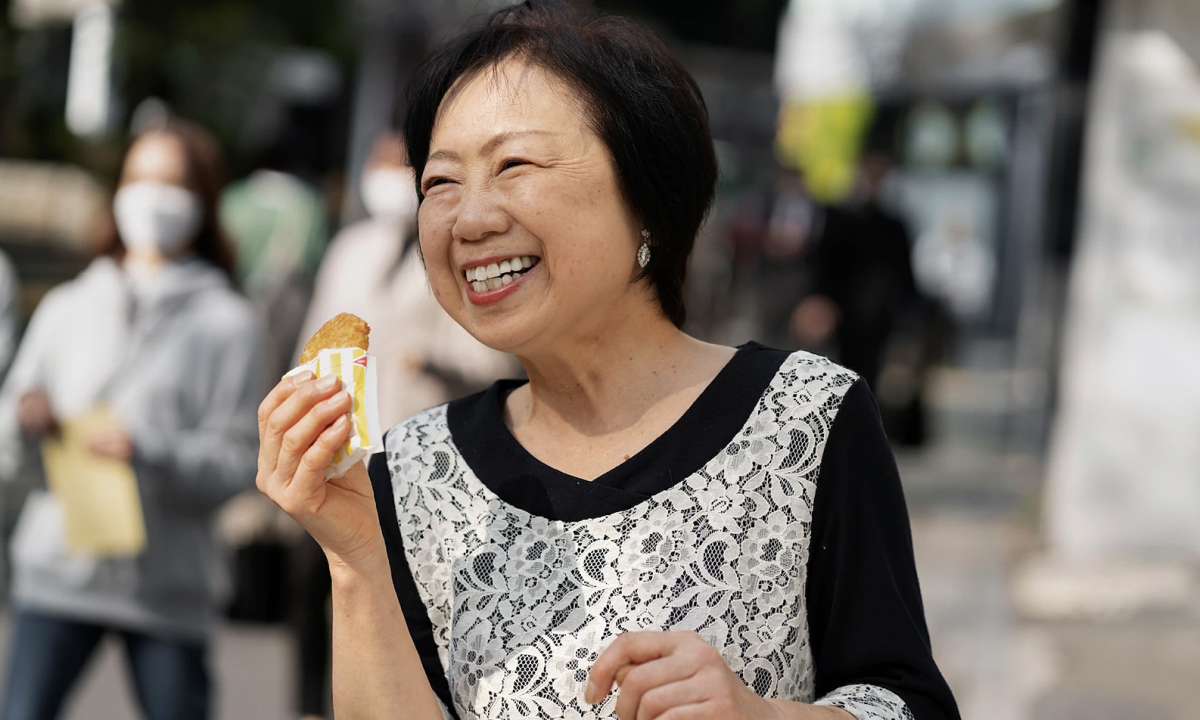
[637,229,651,269]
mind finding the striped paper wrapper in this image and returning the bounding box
[285,348,382,479]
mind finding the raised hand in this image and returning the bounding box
[256,371,384,569]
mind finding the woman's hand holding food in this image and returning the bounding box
[586,631,854,720]
[256,371,383,570]
[258,366,446,720]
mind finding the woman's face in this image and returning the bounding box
[418,59,647,355]
[113,132,204,260]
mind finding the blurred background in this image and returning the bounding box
[1,0,1199,718]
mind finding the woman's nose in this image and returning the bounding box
[451,185,511,243]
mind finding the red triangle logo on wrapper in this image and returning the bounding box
[354,356,369,368]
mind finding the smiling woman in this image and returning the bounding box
[254,2,961,720]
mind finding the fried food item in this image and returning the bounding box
[299,313,371,364]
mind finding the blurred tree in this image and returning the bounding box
[0,0,78,163]
[117,0,354,179]
[0,0,354,183]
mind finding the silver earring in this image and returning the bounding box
[637,229,651,269]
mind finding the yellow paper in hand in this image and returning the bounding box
[41,407,146,556]
[284,348,382,479]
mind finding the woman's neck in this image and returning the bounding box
[509,305,733,440]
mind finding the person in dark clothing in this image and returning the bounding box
[792,153,917,392]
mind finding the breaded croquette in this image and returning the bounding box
[299,313,371,364]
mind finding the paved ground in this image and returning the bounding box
[897,366,1200,720]
[1,364,1198,720]
[0,618,294,720]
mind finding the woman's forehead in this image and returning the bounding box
[123,133,190,184]
[431,59,591,150]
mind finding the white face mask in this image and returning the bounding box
[113,181,203,256]
[361,168,418,220]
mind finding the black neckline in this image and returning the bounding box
[445,342,791,521]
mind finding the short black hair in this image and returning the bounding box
[403,0,717,328]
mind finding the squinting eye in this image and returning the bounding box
[501,159,529,171]
[422,177,449,193]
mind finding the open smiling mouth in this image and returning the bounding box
[463,255,541,292]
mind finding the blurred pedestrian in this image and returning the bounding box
[289,130,515,720]
[221,140,329,380]
[757,163,822,349]
[0,250,20,382]
[792,152,917,392]
[0,121,263,720]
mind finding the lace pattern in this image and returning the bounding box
[815,684,916,720]
[386,352,909,720]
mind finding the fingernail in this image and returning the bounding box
[290,370,313,386]
[317,374,340,391]
[584,680,596,705]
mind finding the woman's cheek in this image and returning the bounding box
[425,251,459,296]
[413,225,457,306]
[429,278,461,317]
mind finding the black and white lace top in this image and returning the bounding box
[369,344,959,720]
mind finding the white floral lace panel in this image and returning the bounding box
[816,684,916,720]
[387,351,909,720]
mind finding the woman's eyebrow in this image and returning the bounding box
[426,149,460,164]
[481,129,557,155]
[426,130,558,166]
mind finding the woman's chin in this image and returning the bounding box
[456,276,545,350]
[459,307,540,356]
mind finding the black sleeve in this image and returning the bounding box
[368,451,459,719]
[805,378,960,720]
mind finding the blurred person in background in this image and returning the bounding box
[758,163,822,349]
[0,121,264,720]
[221,138,329,380]
[0,251,20,383]
[792,152,917,393]
[289,130,515,720]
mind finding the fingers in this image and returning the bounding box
[257,373,304,469]
[587,632,691,705]
[612,653,702,720]
[257,372,308,433]
[257,372,339,476]
[649,703,713,720]
[274,390,353,483]
[275,415,352,515]
[632,684,710,720]
[300,414,352,477]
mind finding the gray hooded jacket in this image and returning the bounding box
[0,257,264,639]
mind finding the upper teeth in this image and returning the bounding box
[465,256,536,283]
